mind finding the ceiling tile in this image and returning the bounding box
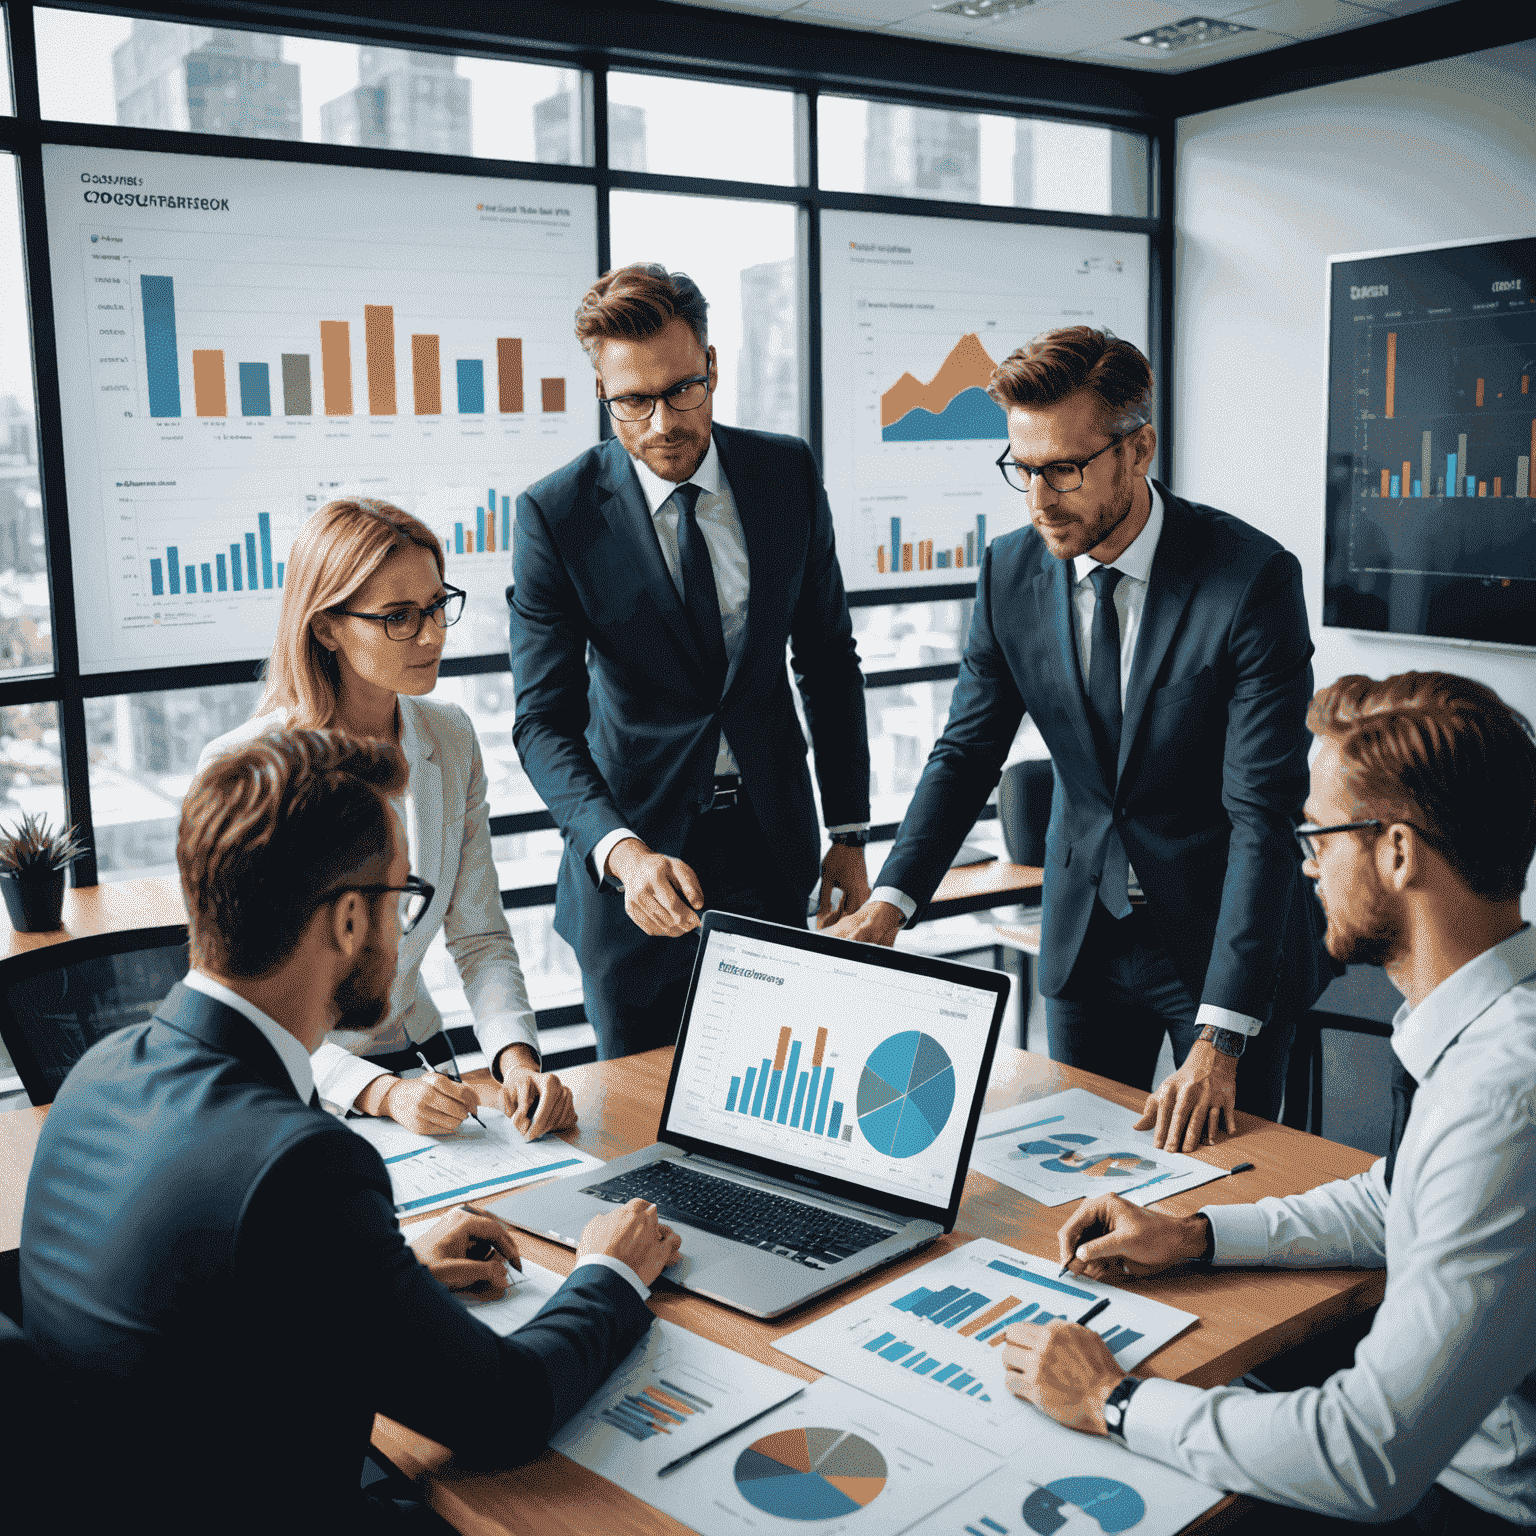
[911,0,1192,54]
[1227,0,1388,40]
[784,0,932,23]
[1370,0,1459,11]
[1073,23,1297,69]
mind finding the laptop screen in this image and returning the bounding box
[660,914,1007,1226]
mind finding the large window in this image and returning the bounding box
[0,2,1161,1045]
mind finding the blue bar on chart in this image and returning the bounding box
[167,546,180,595]
[185,565,197,593]
[238,362,271,417]
[230,543,243,591]
[215,556,227,592]
[259,513,274,589]
[455,524,464,555]
[477,504,486,551]
[245,534,258,590]
[730,1025,842,1139]
[828,1100,844,1137]
[502,495,510,550]
[726,1077,741,1113]
[200,562,212,593]
[776,1040,802,1125]
[277,562,284,587]
[1447,453,1457,495]
[150,559,164,596]
[456,359,485,414]
[1389,475,1401,497]
[139,275,182,418]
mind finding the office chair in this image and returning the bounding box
[0,924,190,1105]
[1281,965,1399,1146]
[996,757,1052,867]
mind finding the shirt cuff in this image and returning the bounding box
[871,886,918,923]
[825,823,871,834]
[1120,1376,1214,1465]
[591,827,640,889]
[477,1016,542,1080]
[313,1041,395,1116]
[1200,1202,1273,1265]
[571,1252,650,1302]
[1195,1004,1263,1039]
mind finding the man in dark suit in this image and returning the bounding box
[832,327,1329,1150]
[512,264,871,1059]
[20,730,681,1536]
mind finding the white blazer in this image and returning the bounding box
[197,695,539,1110]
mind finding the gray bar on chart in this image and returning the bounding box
[1458,433,1468,487]
[282,354,313,415]
[1421,430,1432,493]
[1518,456,1530,499]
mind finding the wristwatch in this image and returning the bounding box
[829,830,871,847]
[1200,1024,1247,1057]
[1102,1375,1144,1441]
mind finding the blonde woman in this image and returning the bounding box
[199,498,575,1139]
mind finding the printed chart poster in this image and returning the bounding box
[775,1239,1196,1459]
[639,1373,1000,1536]
[905,1447,1221,1536]
[820,210,1149,597]
[552,1319,806,1483]
[970,1090,1226,1210]
[44,144,598,673]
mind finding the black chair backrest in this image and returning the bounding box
[0,924,190,1105]
[997,758,1053,867]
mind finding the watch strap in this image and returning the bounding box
[1200,1024,1247,1057]
[1102,1375,1143,1441]
[829,830,870,847]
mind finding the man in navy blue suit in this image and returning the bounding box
[512,265,871,1059]
[21,730,680,1535]
[832,328,1329,1150]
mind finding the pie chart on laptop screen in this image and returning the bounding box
[856,1030,955,1158]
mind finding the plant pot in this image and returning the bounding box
[0,868,67,932]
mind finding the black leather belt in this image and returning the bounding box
[702,773,741,813]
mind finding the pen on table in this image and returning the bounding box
[656,1388,806,1478]
[1075,1296,1110,1328]
[1225,1162,1256,1176]
[460,1201,522,1271]
[415,1048,487,1130]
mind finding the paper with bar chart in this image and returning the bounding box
[968,1090,1226,1210]
[1325,235,1536,648]
[636,1373,1000,1536]
[775,1239,1196,1458]
[549,1319,806,1483]
[904,1444,1222,1536]
[821,211,1149,596]
[43,144,597,672]
[664,926,999,1208]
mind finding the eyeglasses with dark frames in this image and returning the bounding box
[334,586,465,642]
[316,875,436,934]
[597,372,712,423]
[996,427,1139,494]
[1294,820,1383,860]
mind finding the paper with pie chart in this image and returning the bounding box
[640,1374,1001,1536]
[969,1089,1228,1209]
[903,1444,1222,1536]
[774,1239,1196,1459]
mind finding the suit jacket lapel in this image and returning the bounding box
[400,697,444,897]
[713,426,764,699]
[1034,552,1099,778]
[154,981,296,1098]
[1118,490,1198,778]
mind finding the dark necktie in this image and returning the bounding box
[1383,1058,1418,1193]
[671,482,727,690]
[1087,566,1131,919]
[310,1089,322,1110]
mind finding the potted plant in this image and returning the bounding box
[0,812,88,933]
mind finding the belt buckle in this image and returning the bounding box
[706,775,740,812]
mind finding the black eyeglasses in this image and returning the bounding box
[996,428,1137,494]
[1294,820,1382,860]
[334,586,465,641]
[317,875,436,934]
[598,372,712,422]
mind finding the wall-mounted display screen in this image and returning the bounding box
[820,210,1149,598]
[1324,235,1536,649]
[42,144,598,674]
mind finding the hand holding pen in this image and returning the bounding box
[409,1202,521,1297]
[414,1048,487,1131]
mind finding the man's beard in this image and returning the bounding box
[1321,880,1404,969]
[333,943,394,1034]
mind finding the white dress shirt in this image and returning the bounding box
[592,431,865,886]
[1123,924,1536,1523]
[183,969,315,1104]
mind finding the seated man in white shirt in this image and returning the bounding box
[1000,670,1536,1533]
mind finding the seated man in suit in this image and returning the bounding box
[832,326,1330,1150]
[1003,671,1536,1533]
[21,728,681,1536]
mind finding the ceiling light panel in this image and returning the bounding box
[1124,13,1256,47]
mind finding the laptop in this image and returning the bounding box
[492,911,1009,1319]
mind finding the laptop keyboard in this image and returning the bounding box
[582,1162,894,1270]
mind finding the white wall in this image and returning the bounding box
[1173,39,1536,915]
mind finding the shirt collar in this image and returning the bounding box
[1391,923,1536,1082]
[183,969,316,1104]
[630,431,721,518]
[1073,478,1164,588]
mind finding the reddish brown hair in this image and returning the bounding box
[1308,672,1536,901]
[574,263,709,364]
[988,326,1153,434]
[179,729,408,978]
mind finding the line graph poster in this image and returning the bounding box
[821,211,1149,596]
[43,144,597,673]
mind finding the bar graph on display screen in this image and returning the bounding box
[726,1024,847,1141]
[44,143,598,673]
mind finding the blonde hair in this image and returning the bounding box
[257,499,445,726]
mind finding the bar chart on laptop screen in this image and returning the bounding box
[43,144,598,673]
[667,931,993,1208]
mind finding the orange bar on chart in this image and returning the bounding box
[812,1027,827,1068]
[364,305,396,415]
[1494,478,1502,497]
[877,547,888,574]
[1384,332,1396,418]
[498,339,524,412]
[919,539,933,570]
[902,543,913,572]
[1478,481,1487,497]
[1402,461,1412,495]
[1524,375,1530,394]
[954,546,963,567]
[541,377,566,412]
[1476,378,1485,408]
[773,1027,791,1074]
[320,321,353,415]
[959,1296,1022,1339]
[192,350,226,417]
[411,335,441,414]
[1380,467,1390,497]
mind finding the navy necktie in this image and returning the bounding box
[1087,566,1131,919]
[672,482,727,690]
[1383,1058,1418,1193]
